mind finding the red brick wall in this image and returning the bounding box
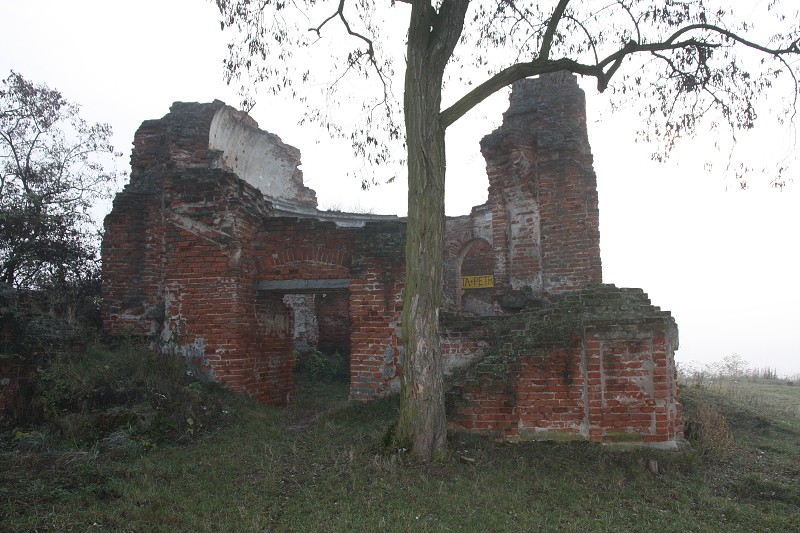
[253,292,294,405]
[101,182,166,336]
[152,166,286,403]
[103,81,680,447]
[252,218,405,399]
[102,101,236,337]
[447,286,683,447]
[104,101,292,406]
[105,146,407,406]
[346,223,406,399]
[440,317,493,375]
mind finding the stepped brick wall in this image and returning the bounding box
[102,72,682,446]
[446,285,682,446]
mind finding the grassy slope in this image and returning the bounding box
[2,371,799,532]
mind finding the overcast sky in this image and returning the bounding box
[2,0,798,375]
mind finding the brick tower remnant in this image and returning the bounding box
[442,73,681,447]
[483,71,602,303]
[443,72,602,315]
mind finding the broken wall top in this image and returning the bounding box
[481,71,592,157]
[129,100,317,208]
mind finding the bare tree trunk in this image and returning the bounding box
[394,109,448,460]
[392,11,450,461]
[391,0,470,462]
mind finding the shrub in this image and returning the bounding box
[684,399,734,458]
[294,348,348,382]
[11,343,235,451]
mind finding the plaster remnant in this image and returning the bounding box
[210,106,317,208]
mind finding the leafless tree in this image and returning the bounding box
[214,0,799,460]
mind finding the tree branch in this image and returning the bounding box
[307,0,394,115]
[666,23,800,56]
[564,14,599,66]
[539,0,571,61]
[308,0,342,38]
[442,20,799,130]
[441,57,597,128]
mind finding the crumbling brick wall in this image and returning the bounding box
[253,217,405,399]
[443,72,602,315]
[102,73,682,447]
[104,104,407,402]
[446,285,682,446]
[0,284,83,423]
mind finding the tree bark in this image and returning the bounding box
[394,69,448,460]
[392,0,469,461]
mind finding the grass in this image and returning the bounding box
[2,351,800,532]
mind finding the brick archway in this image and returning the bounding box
[258,246,351,274]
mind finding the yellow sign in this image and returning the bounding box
[461,274,494,290]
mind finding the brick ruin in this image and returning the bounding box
[102,72,683,447]
[1,283,85,422]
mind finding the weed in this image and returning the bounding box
[687,400,735,457]
[294,348,349,382]
[6,342,238,449]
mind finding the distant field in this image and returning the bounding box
[2,349,799,532]
[705,376,800,418]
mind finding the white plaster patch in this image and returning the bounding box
[209,106,305,203]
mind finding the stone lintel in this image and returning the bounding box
[256,279,350,293]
